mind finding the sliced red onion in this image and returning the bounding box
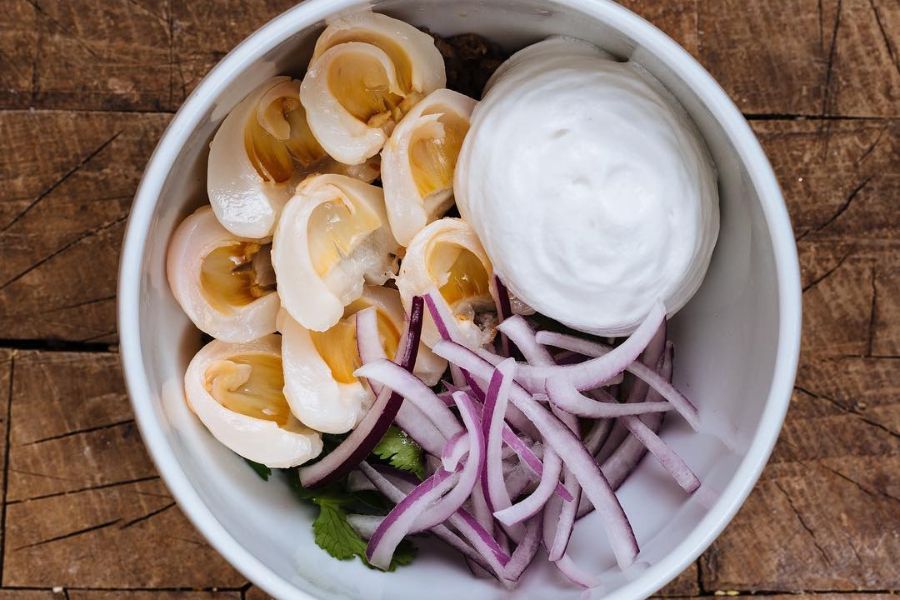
[469,477,496,536]
[505,460,537,500]
[450,364,467,388]
[493,275,514,323]
[545,376,673,418]
[542,492,599,588]
[456,381,571,502]
[554,554,601,588]
[621,414,700,493]
[583,416,613,456]
[441,431,469,472]
[432,341,639,569]
[396,402,446,457]
[503,513,543,581]
[536,330,700,430]
[367,468,461,569]
[597,320,667,463]
[603,347,673,489]
[356,307,386,394]
[413,392,485,533]
[299,296,424,488]
[355,359,463,440]
[499,315,582,554]
[513,301,665,391]
[496,314,552,365]
[494,447,563,526]
[492,275,514,357]
[425,290,539,440]
[346,513,383,539]
[481,360,518,518]
[548,408,581,561]
[358,463,507,576]
[423,289,462,342]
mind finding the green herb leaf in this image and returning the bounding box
[244,458,271,481]
[292,472,417,571]
[372,426,425,480]
[313,501,368,561]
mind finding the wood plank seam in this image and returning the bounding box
[0,353,14,586]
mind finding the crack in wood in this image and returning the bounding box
[797,174,875,241]
[0,213,129,293]
[0,339,114,353]
[12,518,122,551]
[24,0,102,60]
[855,124,888,166]
[773,480,832,568]
[794,385,900,439]
[819,463,900,505]
[119,501,176,530]
[866,266,878,357]
[868,0,900,75]
[0,131,122,234]
[77,329,119,344]
[6,474,163,505]
[820,0,843,119]
[21,418,135,447]
[0,354,16,584]
[801,251,851,292]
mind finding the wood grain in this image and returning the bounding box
[1,351,244,589]
[0,0,898,597]
[0,110,169,343]
[699,0,900,117]
[29,0,173,111]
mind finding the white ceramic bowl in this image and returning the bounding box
[118,1,802,598]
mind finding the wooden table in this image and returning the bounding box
[0,1,896,598]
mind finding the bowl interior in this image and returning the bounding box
[123,0,795,598]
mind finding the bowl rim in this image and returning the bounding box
[117,0,802,598]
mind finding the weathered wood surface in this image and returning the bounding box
[0,0,897,598]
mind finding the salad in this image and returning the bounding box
[166,9,718,589]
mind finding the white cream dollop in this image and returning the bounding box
[455,37,719,335]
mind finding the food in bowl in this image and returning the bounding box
[166,8,718,589]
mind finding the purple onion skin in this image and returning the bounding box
[298,296,424,488]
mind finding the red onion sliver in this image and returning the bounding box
[583,415,613,456]
[298,297,424,488]
[425,290,539,440]
[355,359,463,440]
[396,402,446,457]
[548,408,580,562]
[621,414,701,493]
[536,330,700,430]
[481,360,518,517]
[432,341,639,569]
[503,513,543,581]
[597,320,667,463]
[496,314,552,365]
[355,307,385,394]
[359,463,508,576]
[412,392,485,532]
[492,275,514,357]
[513,301,666,391]
[366,468,460,568]
[554,554,601,588]
[441,431,469,472]
[494,447,563,526]
[346,513,383,539]
[545,376,673,418]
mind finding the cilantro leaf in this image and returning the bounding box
[292,473,417,571]
[313,502,368,561]
[244,458,271,481]
[372,426,425,480]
